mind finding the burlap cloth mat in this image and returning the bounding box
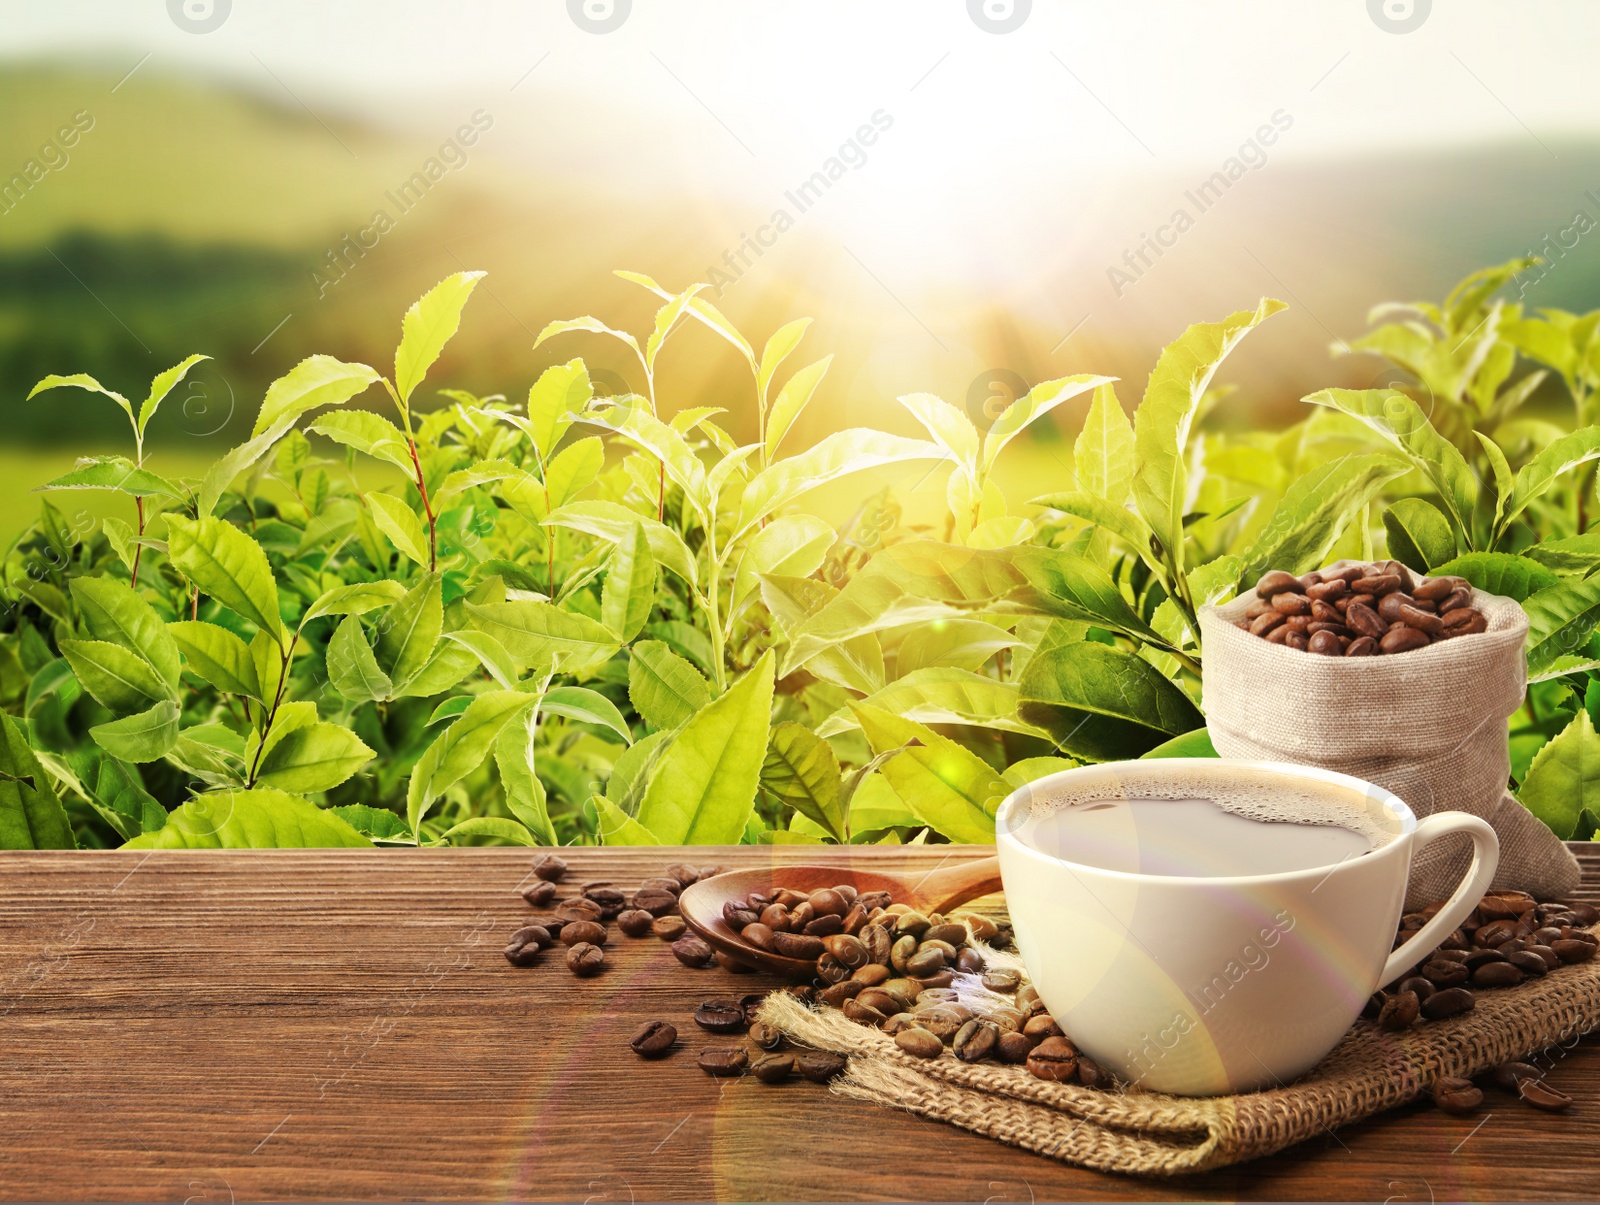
[758,927,1600,1177]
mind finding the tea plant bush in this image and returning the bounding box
[4,262,1599,851]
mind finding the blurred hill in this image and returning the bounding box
[3,62,1600,456]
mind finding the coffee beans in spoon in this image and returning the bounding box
[1240,562,1487,655]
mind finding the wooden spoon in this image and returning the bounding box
[678,855,1002,976]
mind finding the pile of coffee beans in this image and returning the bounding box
[1365,889,1597,1116]
[1239,561,1487,655]
[503,854,732,978]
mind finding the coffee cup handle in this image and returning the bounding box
[1378,812,1500,989]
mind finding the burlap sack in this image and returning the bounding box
[1200,569,1579,909]
[760,927,1600,1176]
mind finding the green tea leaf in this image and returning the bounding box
[1237,453,1407,587]
[1303,388,1479,536]
[37,456,187,501]
[138,353,210,437]
[983,374,1109,478]
[94,758,167,835]
[365,492,430,568]
[1505,426,1600,531]
[59,639,171,711]
[543,500,698,587]
[628,640,712,730]
[543,436,605,509]
[329,803,412,840]
[818,668,1047,740]
[594,795,663,845]
[1018,640,1203,760]
[495,709,557,844]
[395,271,484,405]
[1430,552,1559,602]
[392,642,477,699]
[1030,490,1156,557]
[1134,299,1285,569]
[895,618,1020,675]
[124,787,373,849]
[764,354,834,461]
[600,522,656,642]
[1007,547,1170,647]
[465,600,617,676]
[758,317,813,404]
[1525,533,1600,575]
[29,372,135,430]
[165,515,285,643]
[1516,709,1599,839]
[89,699,180,763]
[252,354,382,438]
[436,816,537,846]
[541,685,633,745]
[762,721,845,842]
[1521,575,1600,678]
[731,514,834,615]
[0,712,75,849]
[1139,727,1219,759]
[1383,498,1458,573]
[166,722,248,788]
[309,411,414,471]
[736,430,943,537]
[442,630,522,689]
[302,580,408,623]
[407,691,532,834]
[899,392,978,467]
[1072,382,1137,504]
[851,704,1005,844]
[375,574,442,690]
[168,620,261,698]
[327,615,394,702]
[71,577,181,689]
[256,722,374,793]
[522,359,591,462]
[635,651,774,844]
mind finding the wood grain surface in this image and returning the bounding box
[0,843,1596,1203]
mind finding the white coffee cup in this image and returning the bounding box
[994,759,1498,1096]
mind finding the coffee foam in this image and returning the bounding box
[1017,771,1400,850]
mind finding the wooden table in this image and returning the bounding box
[1,844,1596,1203]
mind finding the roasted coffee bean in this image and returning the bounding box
[879,1012,918,1037]
[1308,630,1343,655]
[894,910,932,938]
[1354,573,1402,596]
[616,909,655,938]
[1462,949,1506,971]
[982,968,1022,993]
[1307,578,1348,602]
[1346,636,1380,656]
[661,862,698,888]
[1432,1076,1483,1115]
[809,888,848,917]
[697,1047,748,1077]
[636,877,681,899]
[630,1020,677,1058]
[952,1019,999,1063]
[1378,990,1419,1031]
[1283,630,1309,651]
[559,920,607,947]
[698,864,729,880]
[1507,950,1549,977]
[1027,1036,1080,1082]
[747,1020,782,1052]
[986,1006,1025,1034]
[1017,985,1044,1016]
[804,914,844,938]
[817,979,864,1009]
[1255,570,1303,597]
[960,912,1000,942]
[1023,1013,1064,1040]
[1518,1078,1574,1112]
[1375,592,1412,623]
[1569,901,1599,924]
[531,853,568,882]
[1420,987,1474,1019]
[750,1053,794,1084]
[905,948,949,978]
[852,963,891,987]
[1397,976,1434,1001]
[771,931,826,960]
[503,941,542,967]
[521,880,558,906]
[1412,576,1459,602]
[722,902,758,930]
[1271,592,1312,616]
[1477,894,1529,921]
[1265,626,1290,645]
[955,948,985,974]
[510,924,554,950]
[996,1031,1035,1064]
[1076,1056,1109,1089]
[923,922,968,947]
[796,1051,848,1082]
[895,1027,945,1059]
[631,887,679,917]
[841,903,869,935]
[1380,626,1430,654]
[1439,610,1488,637]
[856,988,904,1016]
[584,885,628,913]
[787,984,816,1006]
[1361,991,1386,1019]
[860,923,892,965]
[1528,944,1563,972]
[1309,598,1343,624]
[822,934,869,968]
[671,935,717,968]
[565,942,605,976]
[843,997,888,1027]
[694,999,749,1033]
[913,970,957,990]
[1552,938,1597,964]
[1396,604,1442,634]
[741,922,776,952]
[554,897,602,923]
[1472,961,1524,988]
[890,933,918,973]
[1474,918,1518,947]
[652,915,688,941]
[853,891,892,913]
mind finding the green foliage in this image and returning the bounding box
[9,263,1600,851]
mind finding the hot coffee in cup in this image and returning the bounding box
[996,759,1498,1095]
